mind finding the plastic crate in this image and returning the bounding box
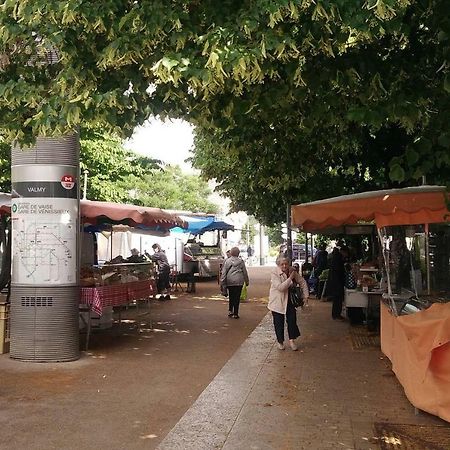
[0,302,10,354]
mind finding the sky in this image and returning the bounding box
[124,118,195,172]
[124,118,249,229]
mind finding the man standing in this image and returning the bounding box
[313,243,328,278]
[326,247,346,320]
[149,243,171,300]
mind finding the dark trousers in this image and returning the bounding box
[157,267,170,293]
[228,285,243,315]
[331,293,344,318]
[272,300,300,343]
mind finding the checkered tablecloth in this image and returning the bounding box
[127,280,156,301]
[80,279,156,315]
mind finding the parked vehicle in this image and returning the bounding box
[280,243,316,262]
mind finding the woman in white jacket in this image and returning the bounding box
[268,256,309,350]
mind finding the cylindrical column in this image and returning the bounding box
[10,135,80,361]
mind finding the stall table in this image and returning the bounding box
[345,289,383,329]
[79,279,157,349]
[80,279,156,315]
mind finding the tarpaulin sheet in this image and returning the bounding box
[381,302,450,423]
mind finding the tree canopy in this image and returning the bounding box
[122,164,219,213]
[0,1,449,223]
[80,128,159,202]
[0,129,218,213]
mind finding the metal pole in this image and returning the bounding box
[82,169,88,200]
[259,223,264,266]
[286,203,292,264]
[425,223,431,295]
[305,232,309,263]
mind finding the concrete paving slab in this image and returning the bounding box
[157,298,448,450]
[157,313,275,450]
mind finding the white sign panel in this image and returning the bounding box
[12,198,77,285]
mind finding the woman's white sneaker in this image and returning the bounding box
[289,339,298,351]
[277,342,285,350]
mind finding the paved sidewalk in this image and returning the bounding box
[157,299,447,450]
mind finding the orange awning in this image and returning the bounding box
[291,186,449,231]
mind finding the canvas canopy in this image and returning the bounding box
[291,186,449,232]
[81,200,186,229]
[169,214,215,233]
[193,220,234,234]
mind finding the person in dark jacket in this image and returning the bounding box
[313,243,328,278]
[326,247,346,320]
[150,243,171,300]
[220,247,249,319]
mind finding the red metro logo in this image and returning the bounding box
[61,175,75,190]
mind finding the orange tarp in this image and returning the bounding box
[381,302,450,422]
[291,186,449,231]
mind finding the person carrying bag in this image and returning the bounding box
[268,256,309,351]
[220,247,249,319]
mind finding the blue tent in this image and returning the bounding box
[194,221,234,234]
[170,215,215,234]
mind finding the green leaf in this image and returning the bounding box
[444,76,450,94]
[405,148,419,166]
[415,137,432,153]
[389,164,405,182]
[438,134,450,148]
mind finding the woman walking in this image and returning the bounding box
[220,247,249,318]
[268,256,309,350]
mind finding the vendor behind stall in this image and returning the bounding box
[148,244,171,300]
[127,248,146,263]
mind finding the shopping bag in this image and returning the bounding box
[240,283,248,301]
[289,285,304,308]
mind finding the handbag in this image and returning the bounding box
[289,283,304,308]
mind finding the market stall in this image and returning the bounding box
[167,213,234,279]
[80,201,187,313]
[291,185,450,422]
[0,194,187,347]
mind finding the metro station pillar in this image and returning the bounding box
[10,135,80,361]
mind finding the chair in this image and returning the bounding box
[170,265,183,292]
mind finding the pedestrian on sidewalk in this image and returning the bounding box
[325,247,347,320]
[220,247,249,319]
[268,256,309,351]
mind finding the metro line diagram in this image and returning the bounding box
[12,220,75,284]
